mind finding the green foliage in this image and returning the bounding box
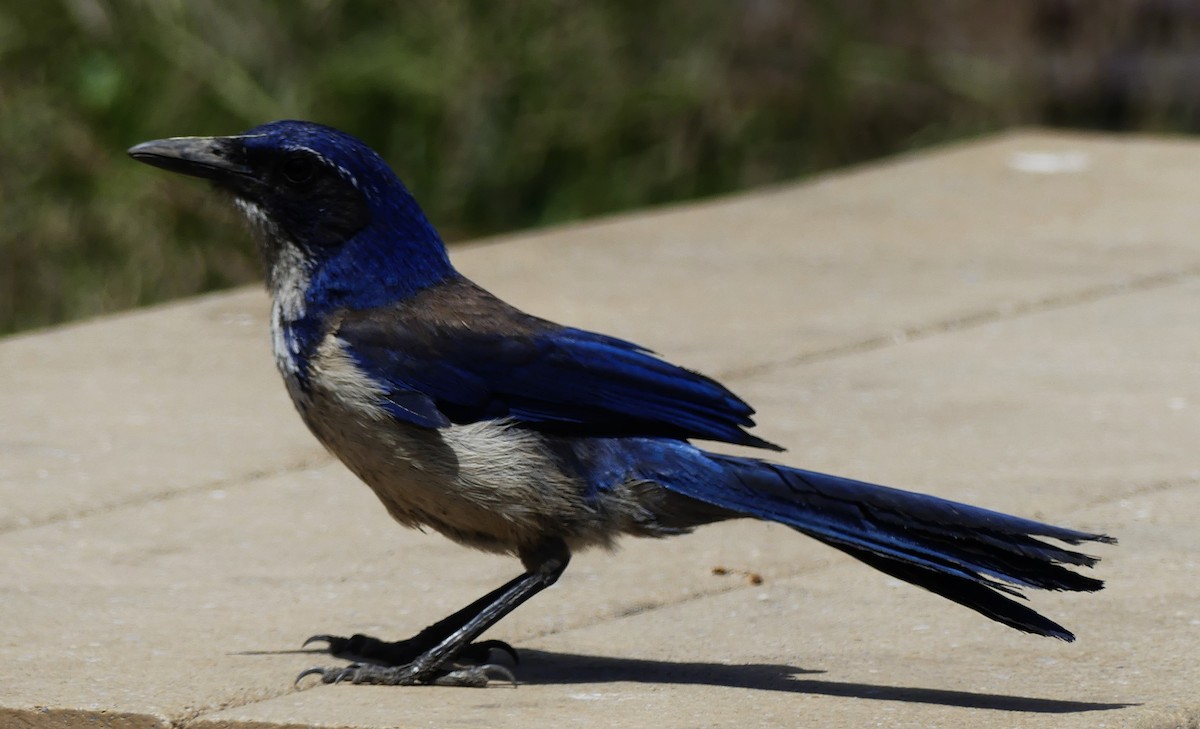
[1,1,1192,333]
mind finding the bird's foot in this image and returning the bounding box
[297,661,516,688]
[302,633,517,666]
[298,633,518,688]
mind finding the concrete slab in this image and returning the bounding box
[2,130,1198,727]
[0,291,323,532]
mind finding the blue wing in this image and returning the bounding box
[330,276,780,450]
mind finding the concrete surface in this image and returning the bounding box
[2,130,1197,728]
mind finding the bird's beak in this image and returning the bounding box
[127,135,255,190]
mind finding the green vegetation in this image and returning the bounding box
[1,2,1194,333]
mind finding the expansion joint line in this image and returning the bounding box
[720,265,1200,382]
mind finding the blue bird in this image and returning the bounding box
[129,121,1114,688]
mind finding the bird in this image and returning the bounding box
[128,120,1114,688]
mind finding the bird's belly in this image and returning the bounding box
[296,386,602,554]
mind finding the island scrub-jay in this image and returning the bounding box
[129,121,1113,688]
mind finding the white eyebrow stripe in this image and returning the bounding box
[286,145,360,190]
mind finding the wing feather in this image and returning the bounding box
[333,277,779,450]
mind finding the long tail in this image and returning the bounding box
[652,449,1115,641]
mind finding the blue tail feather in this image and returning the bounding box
[638,444,1113,641]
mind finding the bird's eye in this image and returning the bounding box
[280,153,316,186]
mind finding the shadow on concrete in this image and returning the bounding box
[514,649,1133,714]
[251,644,1132,713]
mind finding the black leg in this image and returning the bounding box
[298,539,570,687]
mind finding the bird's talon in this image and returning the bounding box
[432,663,517,688]
[294,665,331,687]
[481,663,519,685]
[301,634,340,650]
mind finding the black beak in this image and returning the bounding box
[128,135,256,191]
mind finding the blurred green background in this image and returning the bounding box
[3,0,1198,334]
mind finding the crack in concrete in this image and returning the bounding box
[0,453,331,537]
[1073,473,1200,514]
[718,266,1200,382]
[170,686,305,729]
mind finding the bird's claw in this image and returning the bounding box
[294,662,380,686]
[294,665,335,686]
[434,663,518,688]
[301,634,341,650]
[294,661,516,688]
[300,633,518,665]
[296,633,519,687]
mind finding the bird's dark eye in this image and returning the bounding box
[280,153,317,186]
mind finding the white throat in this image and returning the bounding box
[235,198,311,378]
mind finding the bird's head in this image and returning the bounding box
[129,120,454,311]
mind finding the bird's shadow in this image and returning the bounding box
[512,649,1131,713]
[252,645,1132,714]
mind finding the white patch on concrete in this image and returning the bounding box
[1008,151,1089,175]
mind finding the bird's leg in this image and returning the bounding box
[299,539,570,687]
